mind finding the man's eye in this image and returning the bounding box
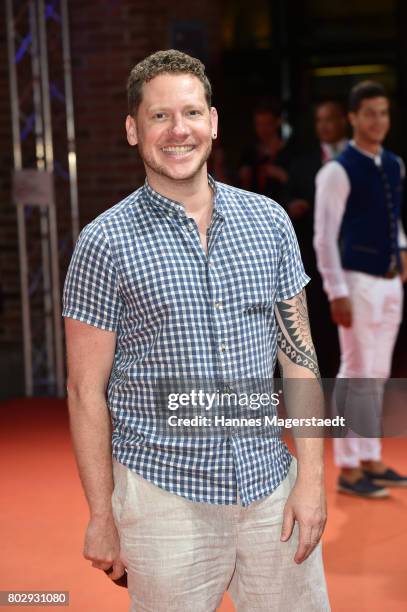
[188,110,201,116]
[153,113,166,120]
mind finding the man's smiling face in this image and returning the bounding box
[126,73,218,184]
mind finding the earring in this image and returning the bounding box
[212,133,217,138]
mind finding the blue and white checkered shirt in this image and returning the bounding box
[63,176,309,506]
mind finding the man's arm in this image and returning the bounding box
[275,289,327,564]
[314,161,352,327]
[65,317,125,581]
[397,156,407,281]
[399,220,407,283]
[395,156,407,282]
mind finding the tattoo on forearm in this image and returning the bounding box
[275,289,320,377]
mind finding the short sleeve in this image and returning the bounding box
[62,222,122,331]
[274,207,310,301]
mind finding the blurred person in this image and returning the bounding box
[207,138,230,183]
[239,99,293,202]
[285,101,347,376]
[314,81,407,498]
[286,101,347,224]
[63,50,330,611]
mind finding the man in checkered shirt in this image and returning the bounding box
[63,50,330,611]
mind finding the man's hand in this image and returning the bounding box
[330,296,352,327]
[280,477,327,564]
[400,251,407,283]
[84,514,126,581]
[287,199,310,220]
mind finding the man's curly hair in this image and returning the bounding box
[127,49,212,115]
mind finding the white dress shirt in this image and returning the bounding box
[314,141,407,301]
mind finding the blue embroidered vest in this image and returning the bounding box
[336,144,402,275]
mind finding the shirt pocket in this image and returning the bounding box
[239,275,276,313]
[239,287,276,331]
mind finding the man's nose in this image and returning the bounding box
[169,116,189,138]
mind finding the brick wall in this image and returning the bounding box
[69,0,222,224]
[0,0,222,397]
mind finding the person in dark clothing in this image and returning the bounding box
[239,100,293,202]
[286,101,347,255]
[285,101,348,376]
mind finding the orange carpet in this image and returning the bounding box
[1,398,406,611]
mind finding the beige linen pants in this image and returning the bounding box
[111,457,330,612]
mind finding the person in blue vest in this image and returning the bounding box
[314,80,407,498]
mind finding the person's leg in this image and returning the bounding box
[359,276,403,470]
[227,459,330,612]
[333,436,362,468]
[111,458,237,612]
[334,272,383,477]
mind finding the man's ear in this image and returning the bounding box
[210,107,218,139]
[348,111,356,129]
[126,115,138,146]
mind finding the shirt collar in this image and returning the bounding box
[142,174,225,219]
[321,139,347,161]
[350,139,382,166]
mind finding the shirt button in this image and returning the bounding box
[220,343,227,353]
[214,300,222,309]
[208,260,214,268]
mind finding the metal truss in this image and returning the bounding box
[5,0,79,396]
